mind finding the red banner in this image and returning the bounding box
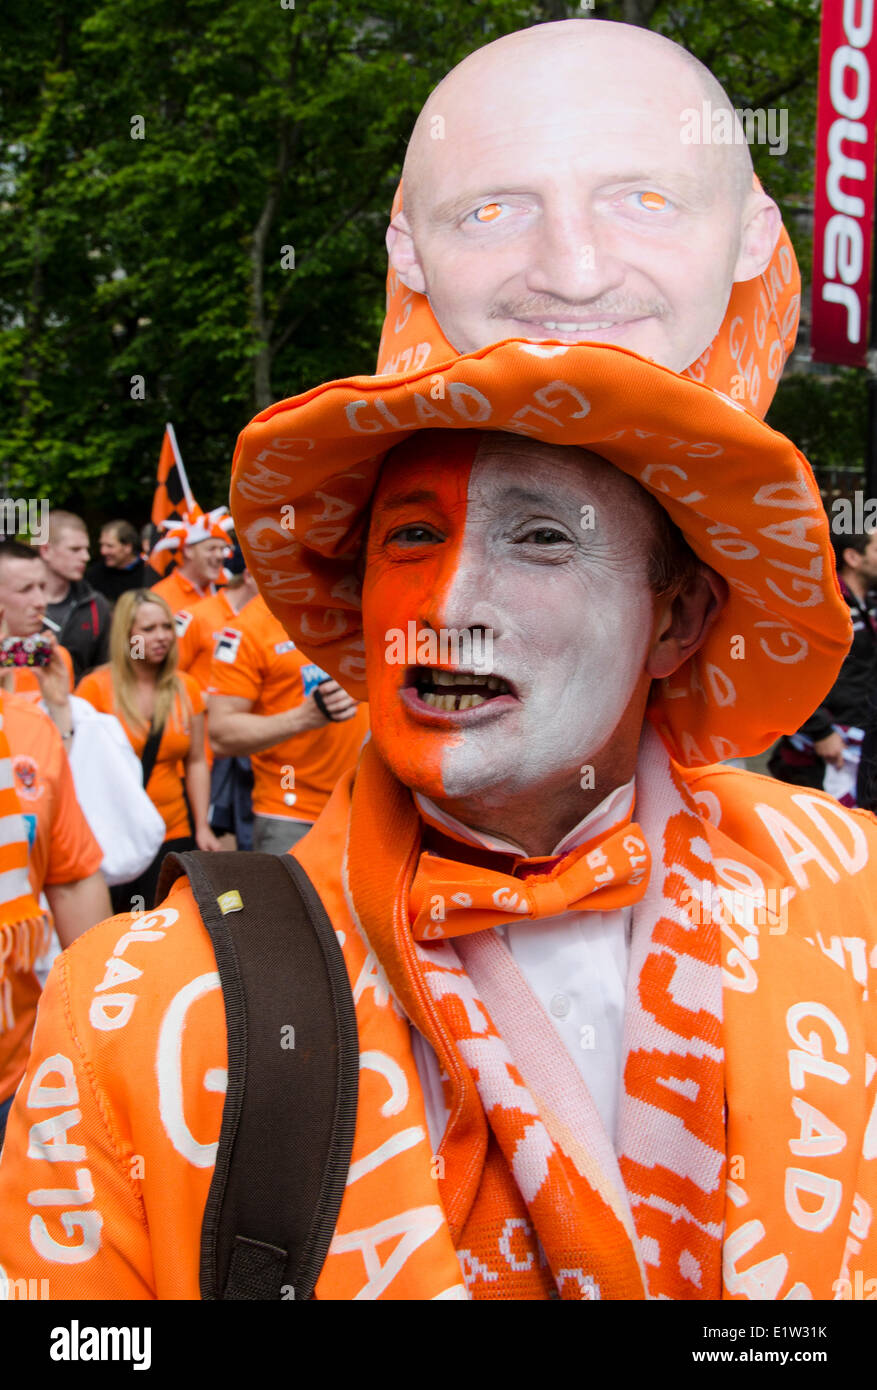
[812,0,877,367]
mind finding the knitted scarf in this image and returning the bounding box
[345,725,726,1299]
[0,707,49,1035]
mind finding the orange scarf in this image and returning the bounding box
[0,708,49,1035]
[341,726,726,1298]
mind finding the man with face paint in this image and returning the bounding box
[1,340,873,1302]
[383,19,790,398]
[362,432,711,870]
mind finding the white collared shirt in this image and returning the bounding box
[411,781,635,1151]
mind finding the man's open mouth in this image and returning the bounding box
[407,666,513,712]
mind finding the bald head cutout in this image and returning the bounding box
[387,20,780,373]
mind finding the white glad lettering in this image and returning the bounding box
[24,1053,102,1266]
[784,1003,849,1236]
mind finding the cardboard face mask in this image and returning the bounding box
[378,22,799,419]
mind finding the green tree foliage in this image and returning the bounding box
[0,0,537,516]
[0,0,854,520]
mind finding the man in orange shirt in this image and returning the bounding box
[208,592,368,853]
[0,542,75,707]
[176,548,259,691]
[149,507,232,616]
[0,691,109,1147]
[176,547,259,847]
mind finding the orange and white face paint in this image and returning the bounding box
[362,430,659,826]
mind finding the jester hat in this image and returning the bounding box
[150,504,235,561]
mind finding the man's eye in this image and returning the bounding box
[468,202,507,224]
[520,527,570,545]
[387,524,442,545]
[627,190,670,212]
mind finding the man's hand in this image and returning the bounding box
[311,679,359,724]
[195,824,224,852]
[813,730,845,769]
[34,633,71,711]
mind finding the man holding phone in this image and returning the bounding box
[207,592,369,853]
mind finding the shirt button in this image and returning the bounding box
[549,993,571,1019]
[283,792,297,807]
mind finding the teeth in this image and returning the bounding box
[420,691,488,711]
[419,669,509,691]
[542,321,615,332]
[430,670,480,686]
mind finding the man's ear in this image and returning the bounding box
[733,188,782,283]
[386,210,428,295]
[646,566,728,680]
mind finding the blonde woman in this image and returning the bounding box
[76,589,221,912]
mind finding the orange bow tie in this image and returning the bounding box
[409,823,651,941]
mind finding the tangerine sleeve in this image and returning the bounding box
[0,951,155,1299]
[74,666,111,713]
[0,881,225,1300]
[182,671,205,719]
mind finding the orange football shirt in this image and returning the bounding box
[208,595,368,822]
[176,590,251,692]
[150,569,216,617]
[75,666,204,841]
[0,692,103,1103]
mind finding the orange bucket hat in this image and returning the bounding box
[230,341,851,768]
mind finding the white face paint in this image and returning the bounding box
[435,437,656,805]
[363,432,660,827]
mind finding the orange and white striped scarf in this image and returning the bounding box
[344,725,726,1298]
[0,707,49,1035]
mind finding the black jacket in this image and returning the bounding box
[85,557,159,606]
[44,579,112,683]
[799,580,877,740]
[771,578,877,792]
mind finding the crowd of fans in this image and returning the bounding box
[0,510,368,1145]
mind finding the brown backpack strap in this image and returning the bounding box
[156,850,359,1301]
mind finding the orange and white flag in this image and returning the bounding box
[150,424,196,576]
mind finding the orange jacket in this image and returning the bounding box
[0,764,873,1298]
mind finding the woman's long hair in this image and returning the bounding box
[109,589,190,735]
